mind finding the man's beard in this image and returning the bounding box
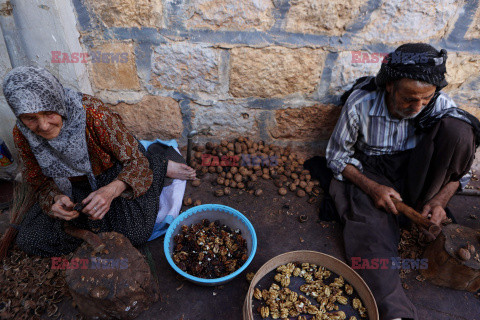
[388,91,424,120]
[395,107,422,119]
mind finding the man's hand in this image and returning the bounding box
[51,195,79,220]
[82,180,127,220]
[367,183,402,215]
[342,164,403,215]
[421,202,446,226]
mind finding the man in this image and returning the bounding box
[326,43,479,320]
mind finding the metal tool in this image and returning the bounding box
[73,202,86,213]
[186,130,198,166]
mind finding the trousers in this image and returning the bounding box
[329,118,475,320]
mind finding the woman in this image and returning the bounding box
[2,66,196,257]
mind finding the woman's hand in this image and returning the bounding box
[51,195,79,220]
[82,180,128,220]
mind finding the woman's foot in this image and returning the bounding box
[166,161,197,180]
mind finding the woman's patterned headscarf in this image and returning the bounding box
[2,66,96,196]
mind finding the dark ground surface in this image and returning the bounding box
[1,173,480,320]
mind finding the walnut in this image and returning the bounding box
[293,267,301,277]
[288,291,298,302]
[306,305,319,314]
[262,289,269,301]
[270,283,280,291]
[280,275,290,287]
[224,187,231,195]
[458,247,471,261]
[336,296,348,305]
[285,263,295,274]
[191,180,201,187]
[345,284,353,295]
[183,197,192,206]
[254,288,262,300]
[270,310,280,319]
[352,298,362,310]
[296,190,306,197]
[327,311,347,320]
[359,306,367,318]
[278,188,287,196]
[234,173,243,183]
[260,306,269,318]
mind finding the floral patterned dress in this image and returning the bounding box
[14,95,169,257]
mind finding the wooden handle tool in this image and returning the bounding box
[391,198,442,240]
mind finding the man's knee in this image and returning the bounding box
[437,117,475,146]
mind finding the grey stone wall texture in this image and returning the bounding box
[72,0,480,157]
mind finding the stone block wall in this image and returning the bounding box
[72,0,480,157]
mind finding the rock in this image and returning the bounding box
[151,43,222,94]
[297,189,306,197]
[109,95,183,140]
[229,46,325,98]
[66,232,159,319]
[89,42,140,90]
[185,0,275,31]
[465,7,480,39]
[255,189,263,197]
[190,101,260,141]
[215,189,224,197]
[194,200,202,206]
[443,52,480,105]
[329,51,385,96]
[286,0,367,36]
[84,0,163,27]
[268,105,342,141]
[278,188,287,196]
[356,0,462,44]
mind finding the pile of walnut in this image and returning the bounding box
[254,263,367,320]
[0,246,71,319]
[185,137,322,203]
[172,219,248,278]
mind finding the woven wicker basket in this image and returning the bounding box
[243,250,379,320]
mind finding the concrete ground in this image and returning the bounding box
[1,173,479,320]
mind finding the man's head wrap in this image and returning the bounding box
[375,43,448,90]
[340,43,480,148]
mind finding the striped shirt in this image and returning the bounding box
[326,89,471,186]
